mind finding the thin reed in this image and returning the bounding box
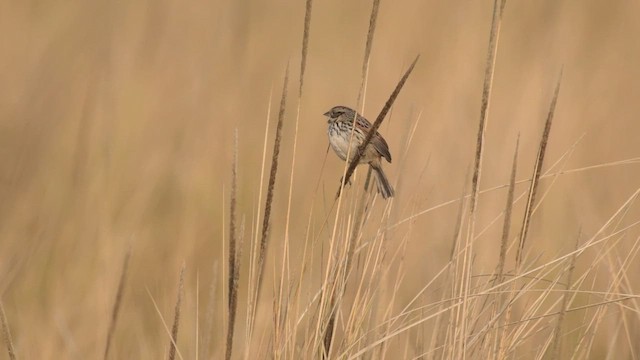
[456,0,506,357]
[201,263,218,360]
[103,248,131,360]
[516,70,563,268]
[357,0,381,106]
[548,232,580,359]
[299,0,314,96]
[168,265,185,360]
[256,67,289,295]
[0,302,16,360]
[496,137,519,284]
[225,129,240,360]
[245,66,289,356]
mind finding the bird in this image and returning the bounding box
[323,105,394,199]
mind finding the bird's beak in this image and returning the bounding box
[323,111,331,117]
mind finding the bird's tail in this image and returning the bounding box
[371,163,394,199]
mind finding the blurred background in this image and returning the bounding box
[1,0,639,358]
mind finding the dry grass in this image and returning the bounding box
[103,247,131,360]
[456,1,506,357]
[0,301,16,360]
[225,129,240,360]
[168,264,185,360]
[1,1,640,359]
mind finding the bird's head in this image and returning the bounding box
[323,105,356,124]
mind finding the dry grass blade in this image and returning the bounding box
[226,130,239,360]
[448,168,470,260]
[548,231,580,359]
[0,302,16,360]
[323,139,379,358]
[146,288,184,360]
[103,247,131,360]
[245,89,274,348]
[274,3,314,351]
[457,0,506,356]
[496,137,519,285]
[337,55,419,198]
[323,308,336,359]
[357,0,381,105]
[515,69,563,268]
[271,2,312,353]
[255,65,289,314]
[299,0,313,96]
[201,263,218,360]
[491,137,518,357]
[168,265,186,360]
[228,130,238,308]
[432,178,468,358]
[498,70,561,355]
[469,0,506,214]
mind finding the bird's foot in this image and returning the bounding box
[339,175,352,187]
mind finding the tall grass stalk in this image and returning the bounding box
[515,71,563,268]
[168,264,185,360]
[246,66,289,355]
[489,138,519,356]
[274,1,315,355]
[103,247,131,360]
[357,0,381,108]
[225,130,240,360]
[456,0,507,357]
[546,232,580,359]
[497,71,562,358]
[201,263,218,360]
[245,89,274,353]
[0,301,16,360]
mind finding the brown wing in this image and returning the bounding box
[355,113,392,163]
[371,134,392,163]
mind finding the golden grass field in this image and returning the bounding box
[1,0,640,359]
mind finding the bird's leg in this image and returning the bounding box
[339,175,352,187]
